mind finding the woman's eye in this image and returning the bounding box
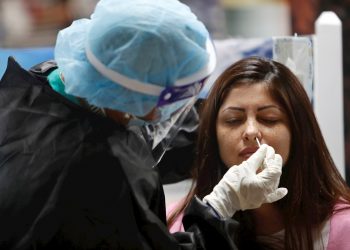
[260,118,279,124]
[226,119,242,125]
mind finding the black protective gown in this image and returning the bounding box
[0,58,239,249]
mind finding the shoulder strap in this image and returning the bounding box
[29,60,57,77]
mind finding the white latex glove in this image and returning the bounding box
[203,144,288,219]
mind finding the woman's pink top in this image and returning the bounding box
[166,200,185,233]
[327,202,350,249]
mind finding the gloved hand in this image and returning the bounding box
[202,144,288,219]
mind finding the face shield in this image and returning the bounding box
[132,77,208,166]
[154,77,205,122]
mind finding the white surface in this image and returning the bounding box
[314,12,345,178]
[163,179,193,207]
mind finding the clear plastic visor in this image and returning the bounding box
[141,78,207,166]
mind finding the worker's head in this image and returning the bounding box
[54,0,216,124]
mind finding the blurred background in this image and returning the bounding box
[0,0,349,183]
[0,0,341,46]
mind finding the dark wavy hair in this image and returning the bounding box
[168,57,350,250]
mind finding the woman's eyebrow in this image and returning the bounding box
[222,107,245,112]
[257,105,281,111]
[223,105,281,111]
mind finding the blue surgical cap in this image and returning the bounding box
[55,0,216,117]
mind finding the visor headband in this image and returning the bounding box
[85,38,216,96]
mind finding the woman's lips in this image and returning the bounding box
[239,147,259,159]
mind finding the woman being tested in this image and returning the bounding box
[0,0,286,249]
[168,57,350,249]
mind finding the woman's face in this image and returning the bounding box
[216,83,291,167]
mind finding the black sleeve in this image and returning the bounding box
[179,196,240,250]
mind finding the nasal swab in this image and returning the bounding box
[255,137,265,171]
[255,137,261,147]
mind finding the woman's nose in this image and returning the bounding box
[243,120,261,142]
